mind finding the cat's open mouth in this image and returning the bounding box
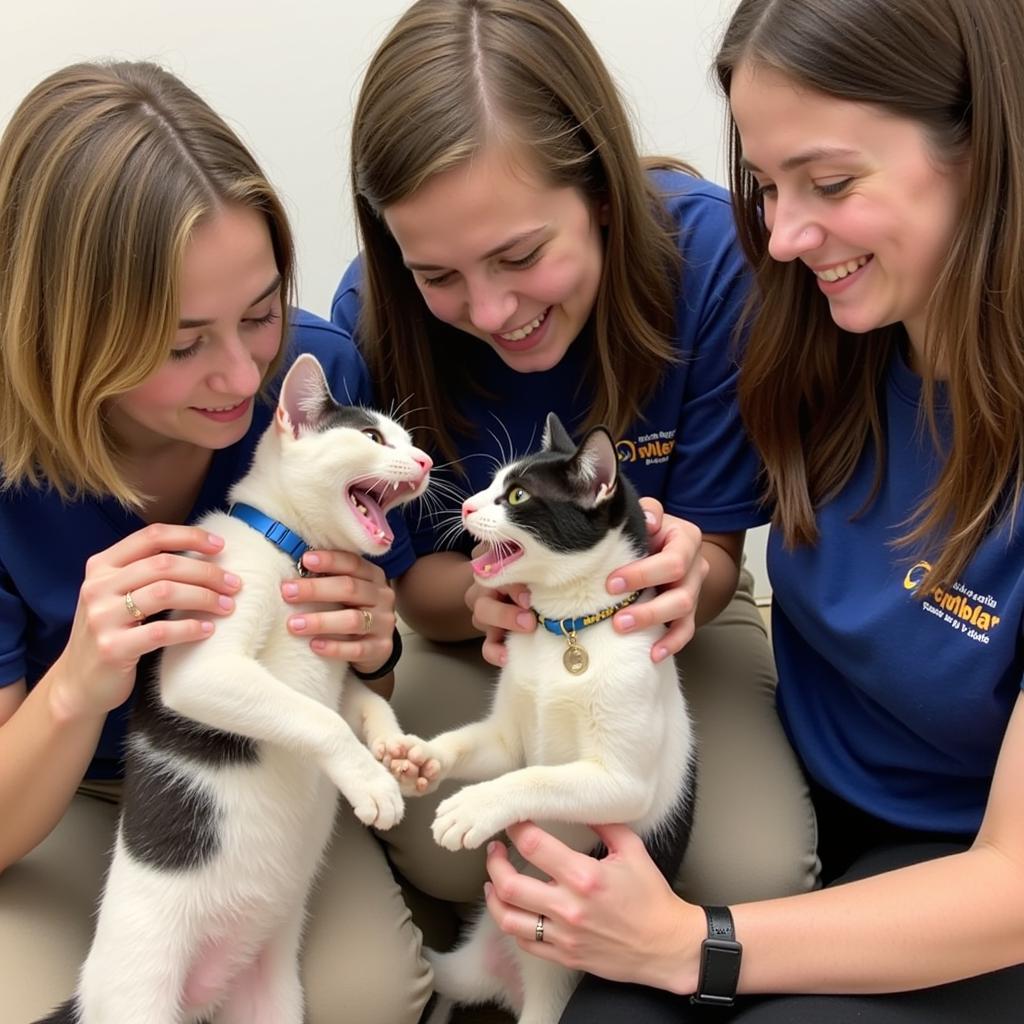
[347,481,412,546]
[471,540,524,578]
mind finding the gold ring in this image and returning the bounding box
[124,590,145,622]
[535,914,545,943]
[361,609,374,635]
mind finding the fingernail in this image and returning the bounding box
[484,882,493,897]
[304,553,321,569]
[617,613,635,631]
[200,621,214,634]
[653,645,669,663]
[644,510,657,525]
[223,573,241,589]
[608,576,626,594]
[515,592,533,610]
[289,616,306,631]
[208,534,224,547]
[218,595,234,611]
[282,582,299,599]
[311,638,328,652]
[487,841,498,855]
[499,649,509,666]
[515,612,535,630]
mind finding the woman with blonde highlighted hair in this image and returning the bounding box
[332,0,817,990]
[0,61,429,1024]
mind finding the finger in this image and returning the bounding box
[650,617,695,662]
[307,637,391,663]
[298,549,386,585]
[128,616,217,657]
[91,524,226,571]
[481,631,509,668]
[505,821,598,891]
[638,496,664,533]
[288,607,395,643]
[612,583,697,637]
[484,881,559,948]
[485,842,559,916]
[282,574,392,610]
[123,581,237,621]
[588,822,648,858]
[472,593,536,635]
[114,551,242,597]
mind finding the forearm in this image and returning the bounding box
[660,845,1024,996]
[694,536,740,626]
[0,672,105,871]
[395,552,480,642]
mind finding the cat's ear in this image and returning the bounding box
[541,412,575,454]
[569,427,619,506]
[276,354,333,438]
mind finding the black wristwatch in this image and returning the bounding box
[690,905,742,1006]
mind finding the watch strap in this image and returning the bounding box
[690,905,742,1006]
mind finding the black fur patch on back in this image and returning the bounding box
[120,749,220,871]
[130,651,258,767]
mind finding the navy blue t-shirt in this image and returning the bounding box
[770,348,1024,835]
[332,171,768,557]
[0,309,414,778]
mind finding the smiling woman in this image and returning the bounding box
[0,61,430,1024]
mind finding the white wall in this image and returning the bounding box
[1,0,771,598]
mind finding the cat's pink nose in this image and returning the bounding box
[413,451,433,477]
[462,500,477,519]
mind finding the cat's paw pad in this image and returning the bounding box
[333,757,405,830]
[379,735,444,795]
[432,786,503,850]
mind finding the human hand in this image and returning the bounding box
[52,524,240,720]
[464,575,536,667]
[373,732,444,796]
[484,821,701,994]
[607,498,707,662]
[282,550,396,674]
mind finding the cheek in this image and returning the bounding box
[112,368,192,420]
[416,284,462,325]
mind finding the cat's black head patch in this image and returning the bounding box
[498,414,647,557]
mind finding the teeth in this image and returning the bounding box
[816,256,868,282]
[499,310,547,341]
[201,403,240,412]
[376,530,387,540]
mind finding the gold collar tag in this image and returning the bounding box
[561,626,590,675]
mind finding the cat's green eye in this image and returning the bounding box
[362,428,384,445]
[507,486,531,506]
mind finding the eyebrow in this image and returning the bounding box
[404,227,547,272]
[740,147,860,174]
[177,273,282,329]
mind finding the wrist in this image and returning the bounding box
[647,900,706,996]
[44,661,104,729]
[690,905,743,1007]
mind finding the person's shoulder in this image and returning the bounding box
[649,167,732,215]
[276,307,370,404]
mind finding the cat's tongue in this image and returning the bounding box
[471,541,524,578]
[349,488,394,548]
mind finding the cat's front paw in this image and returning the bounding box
[328,752,405,830]
[432,784,508,850]
[374,734,445,796]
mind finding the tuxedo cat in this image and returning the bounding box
[38,354,431,1024]
[385,413,695,1024]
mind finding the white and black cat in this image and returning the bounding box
[38,354,431,1024]
[385,413,696,1024]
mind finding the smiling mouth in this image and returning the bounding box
[471,540,524,577]
[815,255,872,282]
[497,307,551,342]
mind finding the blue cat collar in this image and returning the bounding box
[536,590,641,636]
[228,502,311,573]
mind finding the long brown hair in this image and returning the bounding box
[0,61,295,506]
[352,0,689,466]
[716,0,1024,589]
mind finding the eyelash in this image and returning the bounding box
[169,310,280,361]
[421,247,543,288]
[755,178,853,199]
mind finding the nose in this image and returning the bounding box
[465,278,517,335]
[413,450,433,477]
[462,499,478,519]
[208,334,262,396]
[765,196,827,263]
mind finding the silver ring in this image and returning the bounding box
[361,609,374,635]
[535,914,545,943]
[124,590,145,623]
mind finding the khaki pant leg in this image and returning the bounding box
[0,790,119,1021]
[302,805,433,1024]
[377,633,496,906]
[674,569,819,904]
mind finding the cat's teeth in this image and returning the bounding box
[358,504,368,514]
[376,529,387,539]
[393,481,400,491]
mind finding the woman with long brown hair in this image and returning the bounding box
[484,0,1024,1020]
